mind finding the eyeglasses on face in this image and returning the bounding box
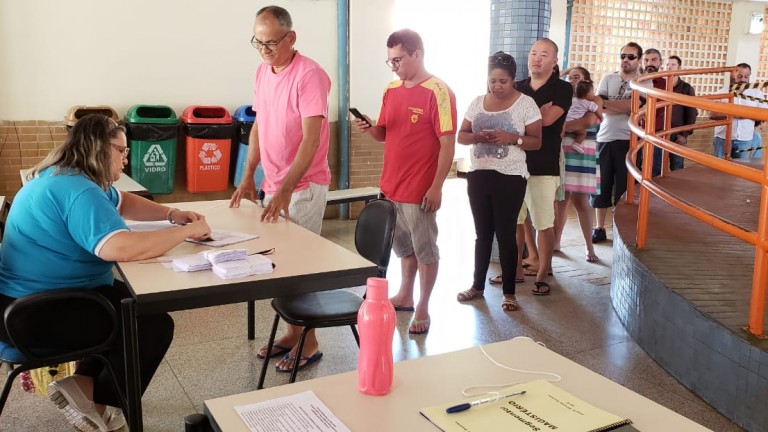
[489,55,513,65]
[251,32,291,51]
[620,53,639,60]
[112,144,129,157]
[385,56,405,69]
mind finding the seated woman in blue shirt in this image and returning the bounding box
[0,114,212,432]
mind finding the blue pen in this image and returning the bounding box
[445,390,526,414]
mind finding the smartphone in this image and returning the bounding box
[349,108,372,127]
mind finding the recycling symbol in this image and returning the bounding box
[199,142,222,164]
[143,144,168,167]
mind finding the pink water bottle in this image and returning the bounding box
[357,277,396,395]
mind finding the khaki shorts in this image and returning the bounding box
[516,175,560,230]
[392,201,439,265]
[263,182,328,234]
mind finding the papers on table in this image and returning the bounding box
[171,251,273,279]
[126,222,258,247]
[171,255,212,272]
[203,249,248,264]
[235,390,350,432]
[185,229,258,247]
[212,254,273,279]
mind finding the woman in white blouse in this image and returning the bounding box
[455,52,542,312]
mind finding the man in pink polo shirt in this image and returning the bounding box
[230,5,331,372]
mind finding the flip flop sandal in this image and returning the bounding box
[457,288,484,302]
[501,296,520,311]
[275,351,324,372]
[523,268,554,277]
[489,275,525,284]
[532,281,551,296]
[256,343,292,359]
[409,317,431,334]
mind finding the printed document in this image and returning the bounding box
[126,221,258,247]
[235,390,350,432]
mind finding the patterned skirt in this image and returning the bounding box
[562,136,600,195]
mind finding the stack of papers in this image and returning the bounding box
[213,255,274,279]
[203,249,248,264]
[172,255,212,272]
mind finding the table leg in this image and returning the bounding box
[121,298,144,432]
[247,301,255,340]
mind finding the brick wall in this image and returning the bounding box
[0,121,67,201]
[0,120,359,219]
[349,121,384,217]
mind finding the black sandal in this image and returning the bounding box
[532,281,551,296]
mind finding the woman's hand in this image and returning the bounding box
[170,210,204,225]
[487,130,517,146]
[185,219,213,241]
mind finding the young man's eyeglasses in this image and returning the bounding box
[112,144,130,157]
[620,54,639,60]
[251,32,291,51]
[385,56,405,69]
[489,55,513,65]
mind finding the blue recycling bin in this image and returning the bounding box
[233,105,264,189]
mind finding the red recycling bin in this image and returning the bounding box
[181,106,234,193]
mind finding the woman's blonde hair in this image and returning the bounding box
[28,114,126,190]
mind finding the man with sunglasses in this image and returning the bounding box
[354,29,457,335]
[230,5,332,373]
[589,42,648,244]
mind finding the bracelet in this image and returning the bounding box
[166,208,180,224]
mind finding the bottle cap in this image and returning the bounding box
[366,277,388,300]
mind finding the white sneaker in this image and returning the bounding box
[48,376,110,432]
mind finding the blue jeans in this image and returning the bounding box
[713,136,759,159]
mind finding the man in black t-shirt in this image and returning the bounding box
[513,38,572,295]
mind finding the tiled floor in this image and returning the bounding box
[0,178,742,431]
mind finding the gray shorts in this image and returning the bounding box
[263,182,328,234]
[392,201,439,265]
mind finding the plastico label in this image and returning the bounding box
[199,142,223,170]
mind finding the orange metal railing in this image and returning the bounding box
[627,66,768,337]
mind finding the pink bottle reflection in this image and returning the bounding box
[357,277,396,395]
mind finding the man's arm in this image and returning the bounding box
[261,116,324,223]
[681,85,698,137]
[229,120,261,207]
[602,98,633,115]
[540,103,566,127]
[423,134,455,212]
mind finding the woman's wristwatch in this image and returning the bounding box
[167,208,180,224]
[515,136,523,146]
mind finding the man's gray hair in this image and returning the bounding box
[256,5,293,29]
[643,48,662,58]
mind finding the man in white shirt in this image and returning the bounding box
[710,63,766,159]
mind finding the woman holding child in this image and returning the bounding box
[554,66,602,262]
[455,52,542,311]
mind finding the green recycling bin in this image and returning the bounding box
[125,105,179,194]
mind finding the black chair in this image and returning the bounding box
[257,198,397,387]
[0,289,127,418]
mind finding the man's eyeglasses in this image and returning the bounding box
[385,56,405,69]
[251,32,291,51]
[112,144,129,157]
[620,54,639,60]
[489,55,513,65]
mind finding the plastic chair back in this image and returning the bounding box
[4,289,118,363]
[354,199,397,278]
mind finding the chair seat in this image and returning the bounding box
[0,341,25,364]
[271,290,362,327]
